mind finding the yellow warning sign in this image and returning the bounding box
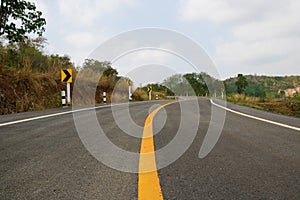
[61,69,72,83]
[148,85,152,93]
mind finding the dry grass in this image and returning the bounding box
[152,91,166,100]
[228,94,261,103]
[0,66,62,114]
[1,64,161,114]
[132,89,148,101]
[226,94,299,117]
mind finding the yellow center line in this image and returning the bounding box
[138,101,177,200]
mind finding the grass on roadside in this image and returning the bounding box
[226,94,300,117]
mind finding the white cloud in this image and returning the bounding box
[65,31,109,65]
[66,32,96,49]
[179,0,243,23]
[215,37,300,66]
[58,0,137,27]
[54,0,137,65]
[179,0,300,78]
[113,49,174,75]
[113,47,194,79]
[179,0,286,24]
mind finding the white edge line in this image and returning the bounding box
[0,105,108,127]
[0,100,172,127]
[210,99,300,132]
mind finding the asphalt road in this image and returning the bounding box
[0,98,299,199]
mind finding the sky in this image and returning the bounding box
[31,0,300,82]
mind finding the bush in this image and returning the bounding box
[285,94,300,112]
[132,89,148,101]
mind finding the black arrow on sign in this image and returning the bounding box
[63,69,71,82]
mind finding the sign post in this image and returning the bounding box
[148,85,152,101]
[61,69,72,106]
[127,80,132,101]
[61,90,66,106]
[221,88,225,99]
[67,83,71,105]
[103,92,106,104]
[129,86,132,101]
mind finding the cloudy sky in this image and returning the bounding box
[32,0,300,81]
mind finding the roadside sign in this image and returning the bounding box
[61,69,72,83]
[127,80,132,86]
[148,85,152,93]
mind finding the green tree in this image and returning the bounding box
[183,73,208,96]
[1,38,50,71]
[163,74,191,96]
[0,0,46,43]
[285,94,300,114]
[82,59,108,72]
[141,83,174,96]
[245,84,266,97]
[235,74,248,94]
[103,65,118,77]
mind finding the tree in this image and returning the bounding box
[141,83,174,96]
[0,0,46,43]
[183,73,208,96]
[163,74,191,96]
[82,59,109,73]
[235,74,248,94]
[245,84,266,97]
[103,66,118,77]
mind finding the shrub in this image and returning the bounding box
[132,89,148,101]
[285,94,300,112]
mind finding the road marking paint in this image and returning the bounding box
[210,99,300,132]
[0,101,172,127]
[0,105,109,127]
[138,101,177,200]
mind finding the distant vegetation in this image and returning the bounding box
[0,1,299,116]
[155,72,299,116]
[225,74,300,99]
[0,37,299,116]
[224,74,300,117]
[138,73,222,97]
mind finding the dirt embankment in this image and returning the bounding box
[0,66,64,114]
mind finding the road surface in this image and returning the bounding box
[0,98,299,199]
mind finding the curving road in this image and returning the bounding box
[0,98,299,199]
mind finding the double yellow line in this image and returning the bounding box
[138,101,177,200]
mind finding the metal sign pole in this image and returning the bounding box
[67,82,71,105]
[129,86,132,101]
[103,92,106,104]
[221,88,225,99]
[61,90,66,106]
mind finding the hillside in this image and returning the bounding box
[224,75,300,99]
[224,75,300,117]
[143,73,300,117]
[0,40,146,114]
